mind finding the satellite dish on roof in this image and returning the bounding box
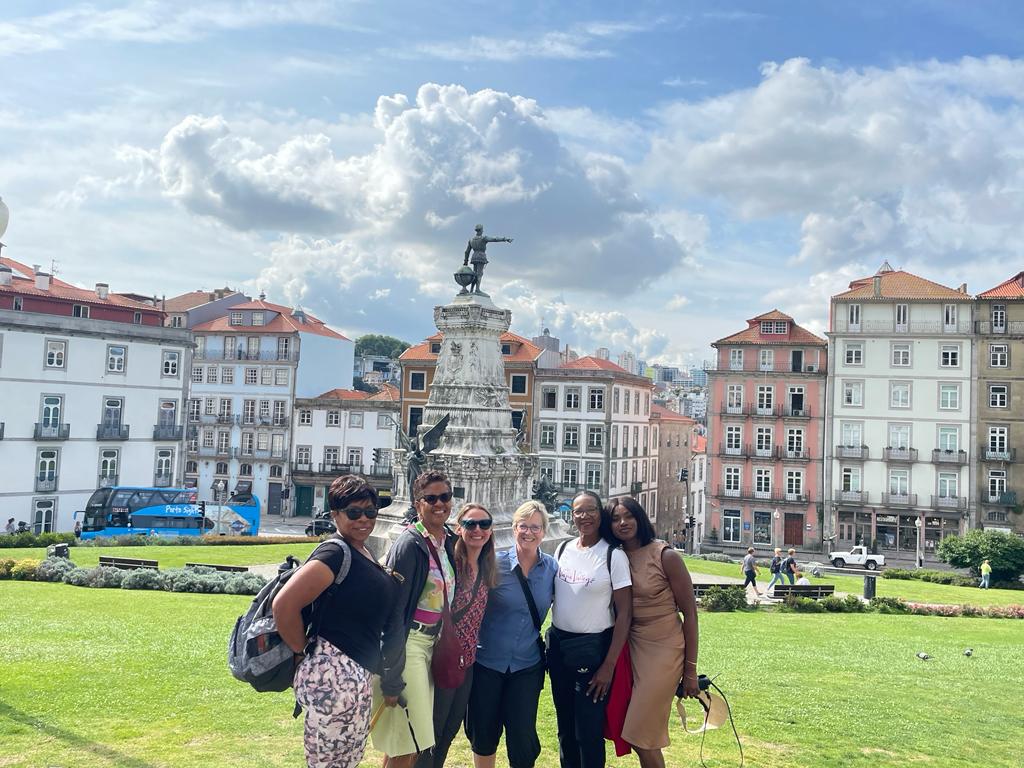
[0,197,9,239]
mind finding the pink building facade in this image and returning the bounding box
[705,310,828,553]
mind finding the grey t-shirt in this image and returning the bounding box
[742,554,756,572]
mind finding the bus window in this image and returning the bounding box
[86,488,112,509]
[171,490,197,504]
[110,490,135,508]
[127,491,156,512]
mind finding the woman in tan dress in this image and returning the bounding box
[610,497,700,768]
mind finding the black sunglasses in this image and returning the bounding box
[460,518,493,530]
[419,492,453,505]
[339,506,378,520]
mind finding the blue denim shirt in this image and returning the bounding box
[475,547,557,673]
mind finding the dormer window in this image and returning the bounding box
[501,343,512,355]
[774,321,788,334]
[430,342,441,354]
[229,312,243,326]
[760,321,773,334]
[252,311,264,326]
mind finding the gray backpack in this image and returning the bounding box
[227,538,351,693]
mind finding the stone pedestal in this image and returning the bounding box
[370,292,570,556]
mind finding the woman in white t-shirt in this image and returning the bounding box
[549,490,633,768]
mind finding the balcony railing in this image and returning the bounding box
[196,349,299,362]
[704,360,824,374]
[836,445,869,460]
[750,445,780,459]
[783,449,810,460]
[836,489,869,504]
[36,475,57,492]
[293,462,313,473]
[153,424,184,440]
[714,487,809,504]
[932,495,967,511]
[975,320,1024,336]
[320,462,362,475]
[34,423,70,440]
[98,474,119,488]
[781,405,812,418]
[987,491,1018,506]
[216,414,239,425]
[368,464,393,478]
[932,449,967,465]
[153,474,173,487]
[884,447,918,462]
[96,424,130,440]
[881,492,918,506]
[834,319,973,334]
[983,446,1016,462]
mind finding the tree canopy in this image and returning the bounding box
[355,334,410,359]
[937,529,1024,583]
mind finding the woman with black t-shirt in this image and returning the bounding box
[273,475,402,768]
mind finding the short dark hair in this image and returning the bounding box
[608,497,656,546]
[327,475,379,511]
[573,489,616,545]
[412,469,451,500]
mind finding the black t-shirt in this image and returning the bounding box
[309,540,400,674]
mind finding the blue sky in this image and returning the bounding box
[3,1,1024,366]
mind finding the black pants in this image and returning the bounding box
[547,627,612,768]
[414,665,474,768]
[466,661,546,768]
[743,570,757,588]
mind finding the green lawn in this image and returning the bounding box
[0,543,319,569]
[683,556,1024,607]
[2,582,1023,768]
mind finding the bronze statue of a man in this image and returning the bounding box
[463,224,512,295]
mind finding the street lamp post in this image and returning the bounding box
[773,508,780,550]
[914,516,922,569]
[215,479,226,533]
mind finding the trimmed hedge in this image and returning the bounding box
[76,534,318,547]
[700,585,750,611]
[0,532,76,549]
[882,568,978,588]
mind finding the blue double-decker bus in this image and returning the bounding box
[77,486,261,539]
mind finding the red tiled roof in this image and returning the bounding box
[650,403,694,422]
[834,268,971,301]
[692,435,707,454]
[316,388,371,401]
[714,308,826,347]
[192,300,350,340]
[561,356,630,372]
[978,272,1024,299]
[369,383,401,402]
[0,257,163,313]
[748,309,793,322]
[400,331,541,362]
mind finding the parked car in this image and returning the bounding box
[304,516,336,537]
[828,545,885,570]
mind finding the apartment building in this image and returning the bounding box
[826,264,973,561]
[291,384,400,516]
[398,331,542,439]
[0,258,190,531]
[706,310,828,553]
[974,273,1024,535]
[651,404,695,539]
[689,433,708,553]
[185,300,353,514]
[161,287,246,329]
[536,357,659,515]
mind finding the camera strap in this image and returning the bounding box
[676,674,744,768]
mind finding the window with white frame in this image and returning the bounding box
[759,349,774,371]
[218,398,231,417]
[843,381,863,407]
[73,304,90,319]
[723,510,741,542]
[943,304,958,331]
[274,368,288,386]
[540,424,555,448]
[202,429,214,448]
[409,371,426,391]
[273,401,286,425]
[895,303,909,331]
[589,388,604,410]
[938,472,959,498]
[729,349,743,370]
[188,399,201,422]
[217,431,229,451]
[890,381,911,409]
[990,344,1008,367]
[33,499,55,534]
[242,400,255,424]
[191,366,203,383]
[99,449,119,481]
[587,425,603,451]
[990,384,1008,408]
[786,470,803,497]
[244,368,257,384]
[565,388,581,410]
[107,345,126,373]
[989,470,1007,502]
[241,432,254,455]
[612,388,620,413]
[271,434,284,457]
[844,342,863,366]
[40,395,62,428]
[377,413,391,429]
[299,409,312,426]
[774,321,788,333]
[787,428,804,456]
[252,311,264,326]
[564,424,580,449]
[938,426,959,452]
[888,469,909,497]
[991,304,1006,332]
[727,384,743,411]
[634,391,641,413]
[207,366,218,384]
[229,311,243,326]
[540,460,555,480]
[257,432,269,451]
[586,462,602,489]
[326,410,341,427]
[988,426,1009,455]
[347,448,363,467]
[754,468,771,496]
[725,425,742,454]
[755,426,773,455]
[756,385,773,412]
[940,344,960,367]
[562,461,579,486]
[349,412,363,428]
[223,336,236,359]
[296,446,311,464]
[45,339,67,369]
[891,343,911,367]
[724,466,741,492]
[848,303,861,330]
[204,398,216,415]
[841,466,861,492]
[277,337,291,360]
[938,383,960,410]
[221,366,234,384]
[888,423,911,450]
[154,449,174,482]
[623,390,630,414]
[259,400,271,420]
[162,351,180,377]
[760,321,774,334]
[609,462,617,488]
[261,367,273,385]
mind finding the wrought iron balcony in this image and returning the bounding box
[975,320,1024,336]
[153,474,173,487]
[368,464,393,478]
[884,447,918,463]
[836,445,869,460]
[781,405,812,418]
[987,491,1018,507]
[216,414,239,425]
[982,446,1016,462]
[881,492,918,506]
[835,489,869,504]
[153,424,184,440]
[783,448,810,460]
[293,462,313,473]
[931,495,967,511]
[319,462,361,475]
[34,423,70,440]
[932,449,967,465]
[35,474,58,492]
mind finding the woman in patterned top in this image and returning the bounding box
[416,503,498,768]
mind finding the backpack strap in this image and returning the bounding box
[556,540,568,561]
[312,537,351,585]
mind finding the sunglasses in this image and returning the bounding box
[418,492,453,505]
[339,506,378,520]
[460,518,493,530]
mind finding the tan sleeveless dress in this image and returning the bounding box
[621,541,686,750]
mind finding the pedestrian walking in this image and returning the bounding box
[980,559,992,589]
[781,548,798,585]
[765,548,785,595]
[741,548,760,595]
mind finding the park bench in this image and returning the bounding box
[771,584,836,600]
[692,584,717,600]
[184,562,248,573]
[98,556,158,570]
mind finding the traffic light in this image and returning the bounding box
[688,515,696,528]
[198,500,207,515]
[372,448,382,465]
[677,468,689,482]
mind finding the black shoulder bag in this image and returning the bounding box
[512,563,547,671]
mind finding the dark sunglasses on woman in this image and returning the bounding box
[339,506,379,520]
[460,518,493,530]
[419,492,453,505]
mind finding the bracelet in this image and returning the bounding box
[685,659,698,666]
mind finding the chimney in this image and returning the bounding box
[35,272,51,291]
[0,265,11,286]
[32,264,40,274]
[872,276,881,297]
[95,282,109,300]
[958,283,967,294]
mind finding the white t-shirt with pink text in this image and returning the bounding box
[552,538,632,634]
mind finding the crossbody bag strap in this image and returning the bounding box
[513,563,547,662]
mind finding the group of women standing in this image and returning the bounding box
[272,470,700,768]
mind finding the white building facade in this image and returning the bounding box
[826,265,975,562]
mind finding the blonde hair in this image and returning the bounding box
[512,500,548,533]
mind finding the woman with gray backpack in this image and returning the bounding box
[271,475,402,768]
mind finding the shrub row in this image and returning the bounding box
[75,534,319,547]
[1,557,266,594]
[0,532,76,549]
[882,568,979,587]
[700,585,751,611]
[773,592,1024,619]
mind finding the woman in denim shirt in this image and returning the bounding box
[467,501,557,768]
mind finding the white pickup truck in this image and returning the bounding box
[828,546,885,570]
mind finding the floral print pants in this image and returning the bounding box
[294,638,373,768]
